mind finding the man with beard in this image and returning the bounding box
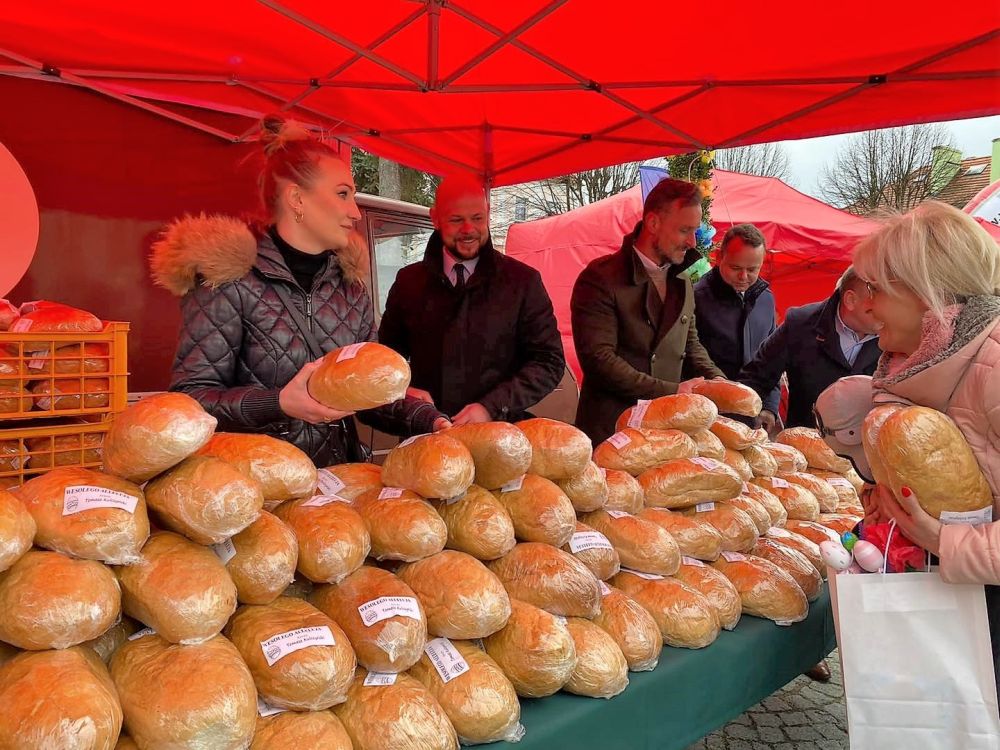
[378,175,565,426]
[571,177,725,444]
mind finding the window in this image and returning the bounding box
[370,215,433,314]
[514,197,527,222]
[965,164,987,176]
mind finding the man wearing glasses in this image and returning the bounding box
[738,266,882,430]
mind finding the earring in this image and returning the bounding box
[294,210,304,224]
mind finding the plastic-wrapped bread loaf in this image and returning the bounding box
[709,416,768,450]
[563,617,629,699]
[593,427,697,476]
[751,476,821,521]
[432,485,516,561]
[557,460,609,512]
[639,457,743,509]
[722,448,754,481]
[381,434,475,500]
[752,537,823,601]
[711,552,808,624]
[672,557,742,630]
[223,511,299,605]
[579,509,681,576]
[0,488,34,573]
[763,442,808,474]
[352,487,447,562]
[492,473,576,547]
[741,444,778,476]
[251,711,354,750]
[777,427,852,473]
[722,496,771,535]
[198,433,317,506]
[562,521,621,581]
[610,570,720,649]
[691,429,727,460]
[488,543,602,618]
[679,502,759,553]
[741,482,788,527]
[307,342,411,411]
[273,496,369,584]
[765,527,824,577]
[316,463,383,501]
[690,379,762,416]
[603,469,645,514]
[615,394,718,433]
[516,418,592,480]
[446,422,533,490]
[781,471,839,514]
[591,583,662,672]
[637,507,723,561]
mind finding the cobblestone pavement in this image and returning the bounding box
[684,651,849,750]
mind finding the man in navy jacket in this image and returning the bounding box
[694,224,779,428]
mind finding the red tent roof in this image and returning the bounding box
[1,1,997,185]
[505,170,883,378]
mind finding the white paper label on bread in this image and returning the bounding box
[742,483,750,493]
[627,399,651,429]
[301,494,350,508]
[826,477,853,489]
[210,538,237,564]
[9,318,32,332]
[128,627,157,642]
[335,342,366,362]
[623,569,664,580]
[695,502,716,512]
[569,531,614,553]
[62,485,138,516]
[260,626,337,667]
[721,551,747,562]
[771,477,791,489]
[939,506,994,527]
[316,468,347,496]
[257,696,287,717]
[27,357,46,370]
[690,457,722,471]
[605,509,632,519]
[500,475,525,493]
[767,526,793,539]
[424,638,471,684]
[378,487,404,500]
[396,435,423,449]
[364,671,398,687]
[681,556,706,567]
[599,580,612,596]
[607,431,632,450]
[36,397,52,411]
[358,596,422,626]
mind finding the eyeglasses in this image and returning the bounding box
[863,280,878,298]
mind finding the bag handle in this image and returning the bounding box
[880,519,931,575]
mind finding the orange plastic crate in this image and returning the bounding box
[0,420,111,490]
[0,322,129,421]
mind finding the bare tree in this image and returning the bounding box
[509,162,642,216]
[819,124,956,215]
[714,143,792,181]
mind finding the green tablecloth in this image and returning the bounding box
[509,588,837,750]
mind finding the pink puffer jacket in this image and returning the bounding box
[874,302,1000,585]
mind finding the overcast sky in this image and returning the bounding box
[783,115,999,199]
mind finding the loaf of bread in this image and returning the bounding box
[198,433,317,506]
[409,638,523,744]
[308,342,411,411]
[672,557,743,630]
[16,466,149,565]
[763,442,808,473]
[818,512,863,536]
[111,633,256,750]
[741,482,788,527]
[15,302,103,336]
[711,553,808,624]
[251,711,353,750]
[432,484,516,561]
[334,668,458,750]
[752,538,822,601]
[352,487,448,562]
[446,422,533,490]
[679,503,759,552]
[741,443,778,476]
[637,507,723,561]
[0,488,34,572]
[0,387,31,415]
[639,457,743,508]
[691,379,762,417]
[30,377,110,411]
[616,394,718,433]
[558,461,609,512]
[488,543,602,618]
[593,427,697,476]
[610,570,720,649]
[861,403,906,485]
[82,616,140,666]
[0,647,122,750]
[764,527,824,577]
[709,416,768,450]
[0,550,120,650]
[875,406,994,519]
[591,584,662,672]
[483,599,577,698]
[273,496,369,584]
[397,551,511,639]
[381,434,475,500]
[562,521,621,581]
[144,455,263,544]
[316,463,383,501]
[722,496,771,534]
[24,342,110,376]
[722,448,754,481]
[781,520,841,548]
[579,509,681,576]
[116,531,237,644]
[777,427,852,473]
[226,597,356,710]
[492,473,576,547]
[781,472,839,514]
[516,418,592,480]
[224,511,299,605]
[309,566,427,673]
[601,469,643,514]
[25,430,103,470]
[563,617,629,698]
[103,392,216,483]
[691,429,727,459]
[751,477,820,521]
[810,470,862,510]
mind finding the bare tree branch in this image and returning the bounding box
[714,143,792,181]
[506,162,642,216]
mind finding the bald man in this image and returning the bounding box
[378,175,565,426]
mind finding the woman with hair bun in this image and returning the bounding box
[151,115,449,465]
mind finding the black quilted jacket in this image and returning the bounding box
[169,229,443,466]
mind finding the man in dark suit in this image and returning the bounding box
[738,266,882,430]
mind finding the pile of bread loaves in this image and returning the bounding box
[0,354,870,749]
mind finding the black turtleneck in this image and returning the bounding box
[269,227,332,292]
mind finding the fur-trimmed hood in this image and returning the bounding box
[150,214,366,296]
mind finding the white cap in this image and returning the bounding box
[813,375,874,483]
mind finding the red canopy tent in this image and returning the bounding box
[505,170,883,379]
